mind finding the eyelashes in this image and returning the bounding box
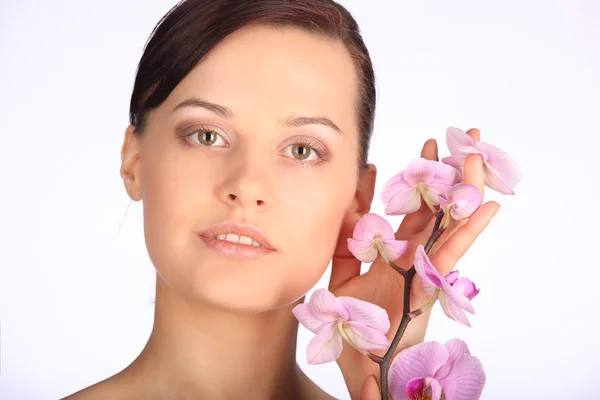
[181,125,329,168]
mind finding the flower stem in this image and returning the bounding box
[379,210,445,400]
[388,261,407,276]
[376,241,408,276]
[367,352,385,363]
[408,288,440,319]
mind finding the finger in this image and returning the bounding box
[360,375,382,400]
[463,127,485,194]
[461,153,485,194]
[396,139,438,238]
[329,212,363,290]
[396,198,435,240]
[421,137,439,160]
[466,128,480,144]
[430,201,500,275]
[446,133,485,233]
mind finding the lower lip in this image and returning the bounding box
[198,235,276,259]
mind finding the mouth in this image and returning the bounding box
[198,234,276,259]
[199,221,276,251]
[210,233,264,248]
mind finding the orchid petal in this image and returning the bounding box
[380,171,411,205]
[347,213,403,262]
[432,161,462,185]
[452,277,480,300]
[446,127,476,155]
[337,296,391,332]
[435,339,471,380]
[414,245,445,295]
[446,183,483,220]
[483,163,515,194]
[439,192,451,209]
[384,186,422,215]
[441,155,467,177]
[347,238,377,262]
[476,141,521,194]
[429,378,444,400]
[420,184,444,207]
[406,377,425,400]
[439,353,486,400]
[445,338,471,359]
[441,278,475,315]
[344,321,390,351]
[389,342,449,400]
[445,270,460,285]
[308,289,349,322]
[351,213,395,243]
[381,238,409,262]
[404,158,436,185]
[306,323,343,364]
[438,290,472,327]
[292,303,329,334]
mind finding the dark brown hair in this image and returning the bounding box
[129,0,376,170]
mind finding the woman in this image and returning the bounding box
[64,0,496,399]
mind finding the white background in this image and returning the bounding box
[1,1,599,399]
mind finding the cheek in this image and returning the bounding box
[140,153,213,285]
[275,173,356,304]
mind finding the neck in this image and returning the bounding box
[122,276,315,400]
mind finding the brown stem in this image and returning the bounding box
[379,210,445,400]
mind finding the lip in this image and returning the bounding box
[199,221,276,251]
[199,236,276,259]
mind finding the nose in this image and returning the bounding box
[225,193,266,208]
[219,143,273,211]
[220,168,271,211]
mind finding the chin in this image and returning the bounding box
[181,270,314,313]
[152,241,329,312]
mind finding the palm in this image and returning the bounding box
[328,130,500,399]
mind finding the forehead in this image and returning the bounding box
[163,25,360,135]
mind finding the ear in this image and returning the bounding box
[348,163,377,215]
[119,124,142,202]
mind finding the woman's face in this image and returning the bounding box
[121,25,374,311]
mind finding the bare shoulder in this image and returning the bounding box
[61,373,144,400]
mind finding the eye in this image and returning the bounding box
[283,139,327,165]
[185,126,227,147]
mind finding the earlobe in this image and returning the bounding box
[120,124,142,202]
[350,163,377,215]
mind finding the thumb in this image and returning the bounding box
[360,374,383,400]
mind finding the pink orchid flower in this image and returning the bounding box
[444,270,480,300]
[292,289,390,365]
[439,183,483,228]
[414,245,477,327]
[441,126,521,195]
[380,158,461,215]
[389,339,486,400]
[347,213,409,264]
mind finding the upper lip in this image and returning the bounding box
[200,221,276,250]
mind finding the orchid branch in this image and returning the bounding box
[378,210,446,400]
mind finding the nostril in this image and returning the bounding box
[228,194,237,201]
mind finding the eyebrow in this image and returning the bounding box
[173,97,344,135]
[173,97,233,118]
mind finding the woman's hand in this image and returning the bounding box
[328,129,500,399]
